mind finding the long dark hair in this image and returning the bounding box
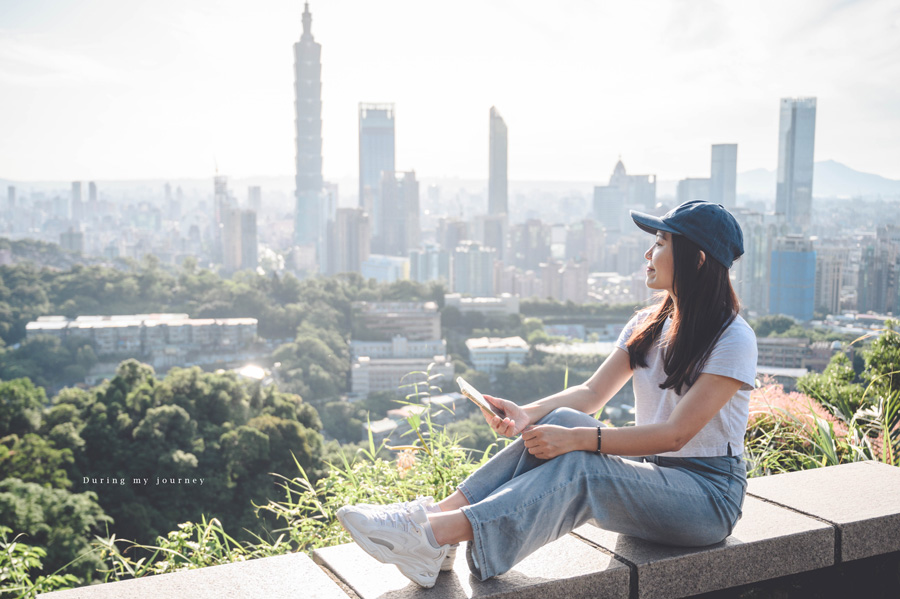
[626,234,739,394]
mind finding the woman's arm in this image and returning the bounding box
[522,371,743,459]
[483,348,633,437]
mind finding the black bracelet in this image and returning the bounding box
[596,426,603,454]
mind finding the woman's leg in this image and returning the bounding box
[456,410,745,580]
[456,407,601,506]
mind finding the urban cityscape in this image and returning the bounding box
[2,1,900,594]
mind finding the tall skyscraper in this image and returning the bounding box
[241,210,258,271]
[222,207,243,272]
[453,241,496,296]
[359,103,395,242]
[732,210,789,315]
[379,171,419,257]
[676,177,710,204]
[327,207,370,274]
[248,186,262,215]
[294,2,324,246]
[592,159,656,230]
[488,106,508,216]
[857,225,900,315]
[814,246,845,316]
[776,97,817,233]
[7,186,15,211]
[71,182,82,221]
[710,144,737,208]
[769,235,816,321]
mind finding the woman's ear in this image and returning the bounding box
[697,250,706,269]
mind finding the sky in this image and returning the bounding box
[1,0,898,185]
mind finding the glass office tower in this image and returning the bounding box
[776,98,817,233]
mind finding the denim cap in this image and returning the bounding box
[630,200,744,268]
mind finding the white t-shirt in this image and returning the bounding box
[614,310,758,458]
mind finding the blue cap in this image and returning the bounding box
[629,200,744,268]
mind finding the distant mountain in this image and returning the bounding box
[658,160,900,201]
[3,160,898,202]
[737,160,900,199]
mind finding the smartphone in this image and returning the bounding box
[456,376,505,418]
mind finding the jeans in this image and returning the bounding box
[457,408,747,580]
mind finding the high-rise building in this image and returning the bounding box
[327,207,370,274]
[222,207,243,272]
[248,186,262,215]
[776,97,817,233]
[676,178,710,204]
[541,259,589,303]
[437,218,468,252]
[488,106,508,216]
[294,2,324,247]
[710,144,737,209]
[453,241,496,296]
[509,219,551,271]
[410,244,451,285]
[473,213,507,261]
[565,219,605,271]
[241,210,258,271]
[60,227,84,254]
[88,181,97,207]
[857,225,900,315]
[593,160,656,230]
[379,171,419,257]
[769,235,816,321]
[359,103,395,240]
[213,175,235,264]
[7,186,14,211]
[732,210,789,315]
[71,182,82,221]
[814,245,845,316]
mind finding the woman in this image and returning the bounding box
[338,200,758,588]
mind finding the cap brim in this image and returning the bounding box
[630,210,680,236]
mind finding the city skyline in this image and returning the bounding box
[1,0,899,185]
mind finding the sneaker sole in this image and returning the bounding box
[336,508,439,588]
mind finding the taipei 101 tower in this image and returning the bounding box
[293,3,324,248]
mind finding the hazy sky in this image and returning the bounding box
[1,0,898,185]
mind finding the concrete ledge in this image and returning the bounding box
[572,496,834,599]
[313,534,630,599]
[747,460,900,562]
[37,553,349,599]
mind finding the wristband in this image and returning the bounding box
[596,426,603,454]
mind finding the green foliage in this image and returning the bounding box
[750,314,796,337]
[0,526,81,599]
[0,379,45,437]
[320,401,364,443]
[258,407,488,554]
[796,352,865,418]
[93,517,289,581]
[0,479,111,583]
[860,320,900,394]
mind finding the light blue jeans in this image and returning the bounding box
[457,408,747,580]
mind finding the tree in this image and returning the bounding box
[751,314,796,337]
[0,478,111,582]
[0,378,46,437]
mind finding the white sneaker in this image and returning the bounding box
[337,504,450,588]
[347,497,458,571]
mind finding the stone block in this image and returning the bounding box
[313,534,630,599]
[572,496,833,599]
[38,553,348,599]
[748,460,900,562]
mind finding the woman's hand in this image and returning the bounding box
[522,425,585,459]
[481,394,530,437]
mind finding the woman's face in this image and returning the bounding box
[644,231,675,295]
